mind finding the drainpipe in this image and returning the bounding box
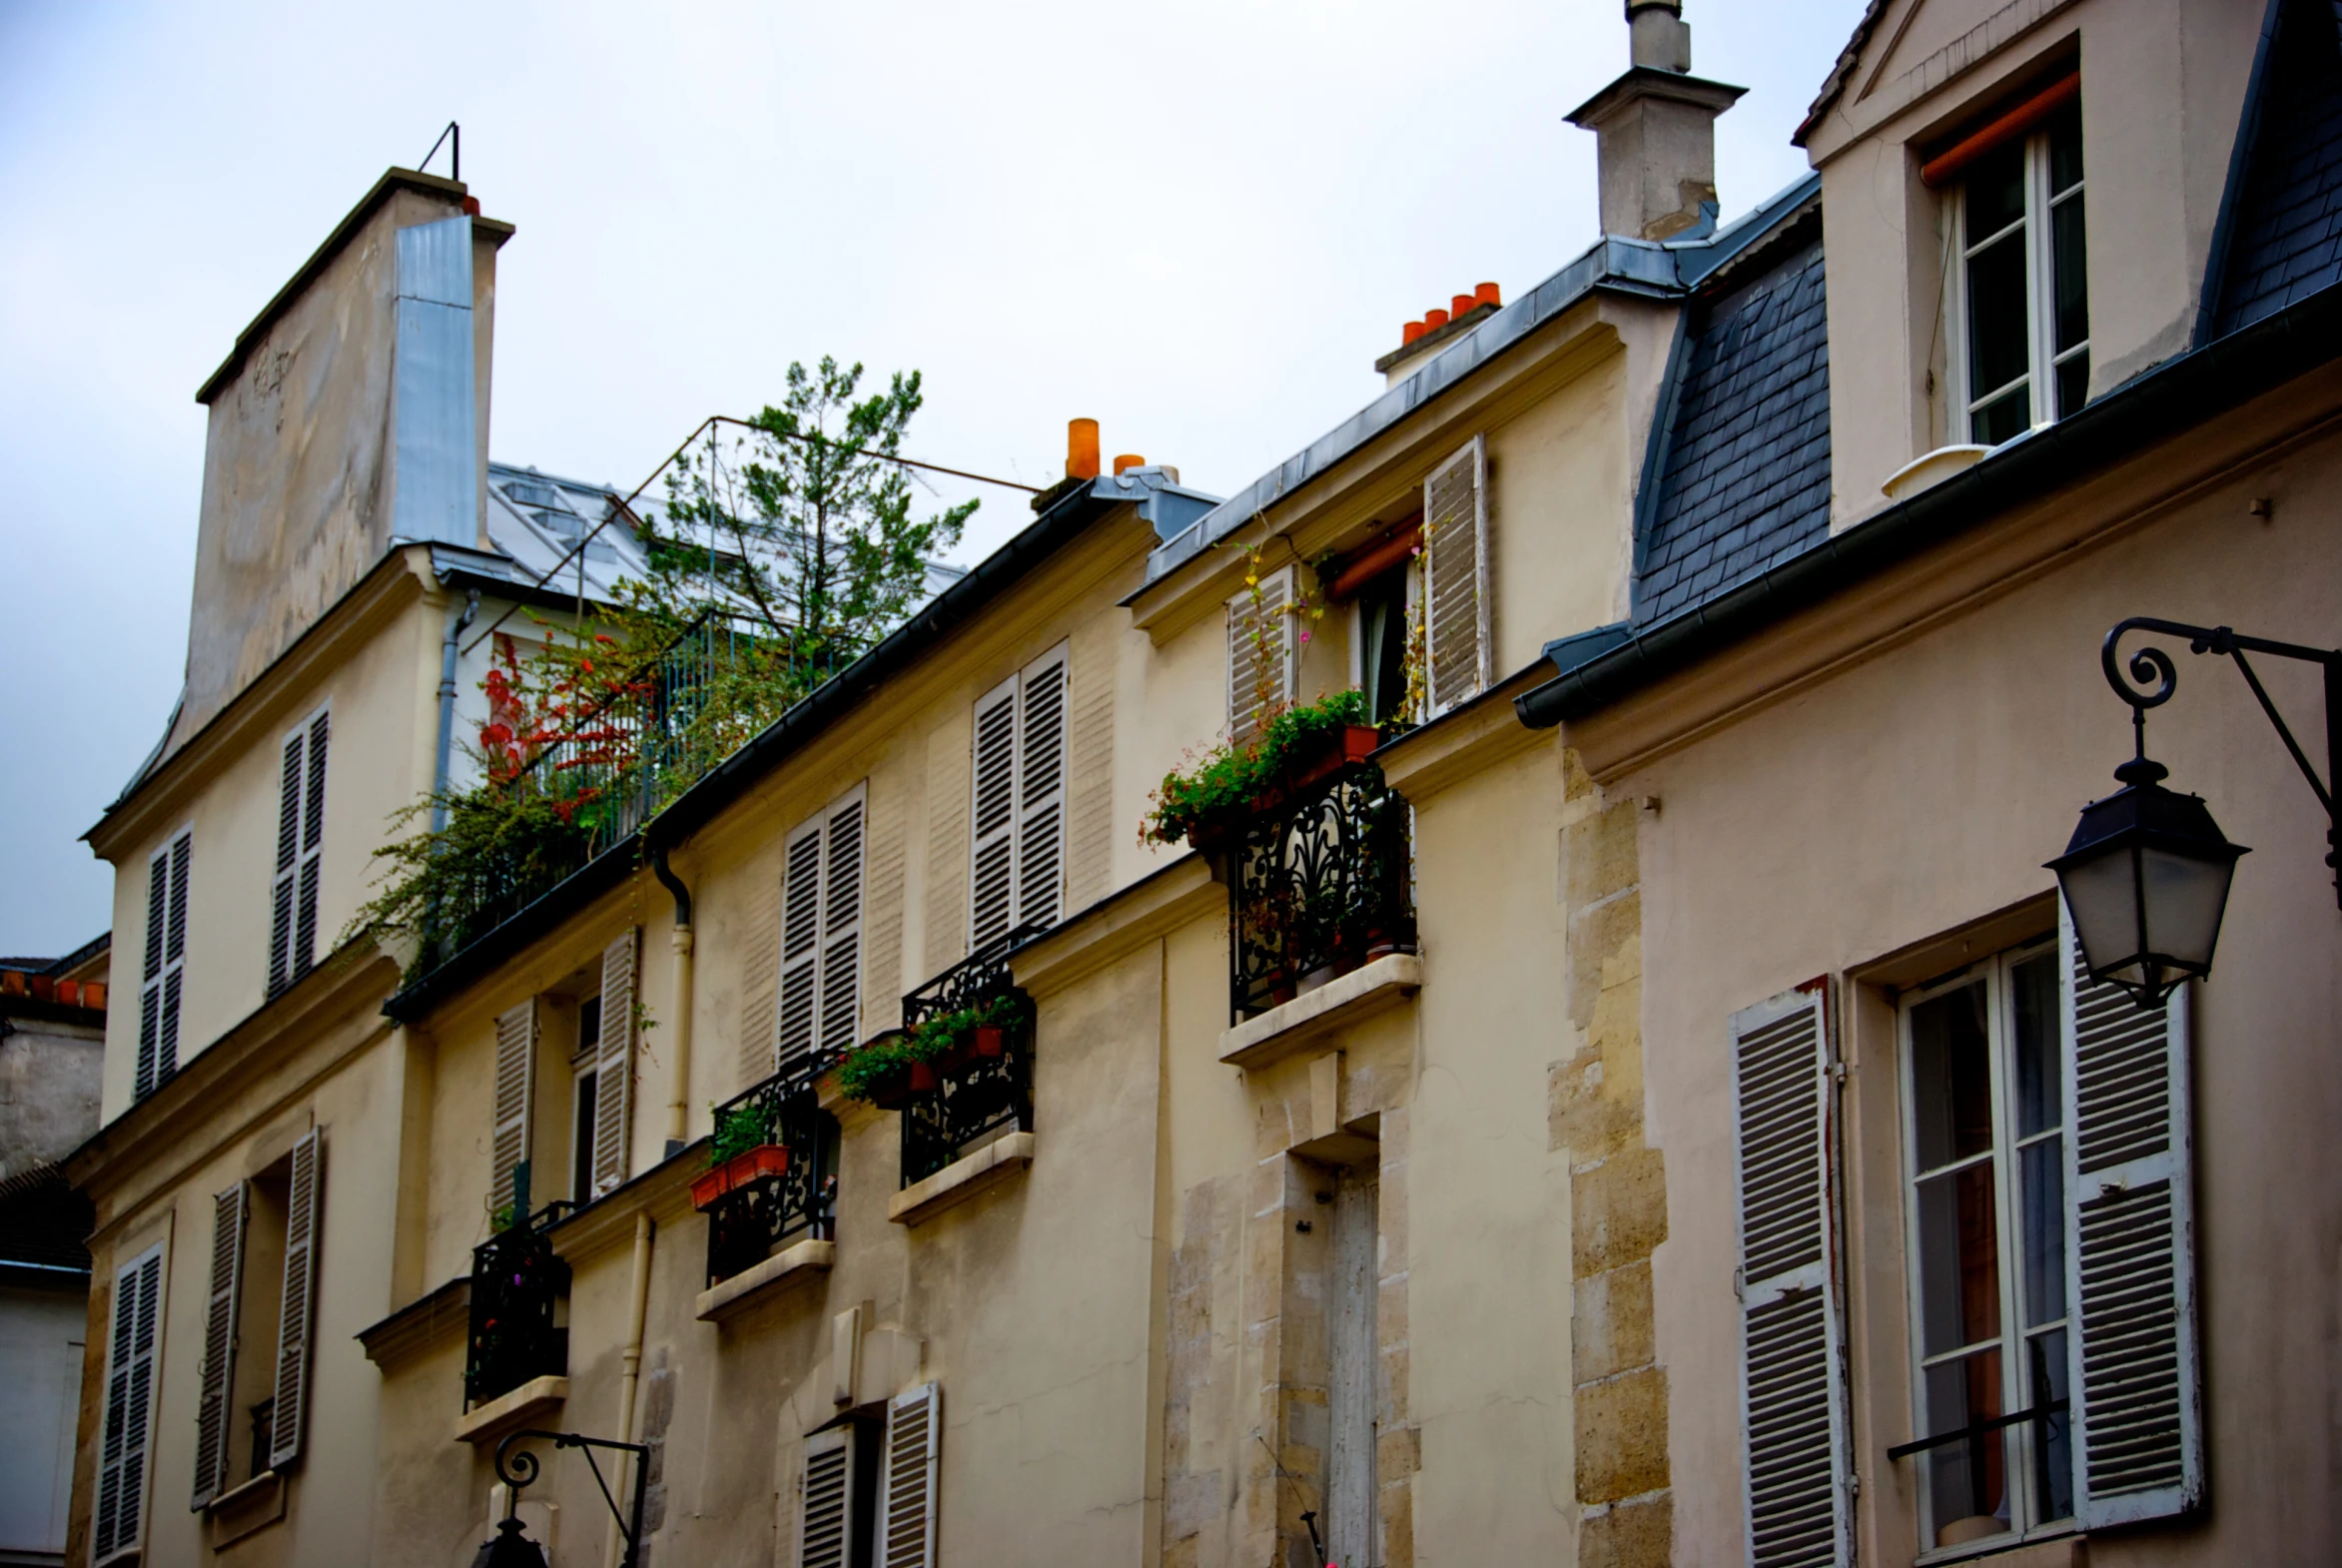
[648,844,694,1157]
[430,590,480,834]
[608,1210,655,1568]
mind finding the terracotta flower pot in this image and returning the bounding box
[909,1061,941,1093]
[973,1025,1006,1059]
[869,1071,916,1111]
[688,1167,730,1209]
[691,1144,791,1210]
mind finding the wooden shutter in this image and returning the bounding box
[191,1184,248,1509]
[163,833,189,1084]
[879,1382,941,1568]
[820,794,866,1057]
[136,835,188,1102]
[2061,906,2201,1526]
[1421,436,1490,715]
[593,931,638,1195]
[799,1426,858,1568]
[269,711,328,997]
[1016,648,1068,932]
[296,709,329,979]
[269,730,302,998]
[93,1247,163,1562]
[779,821,825,1069]
[269,1128,323,1471]
[1730,983,1850,1568]
[1226,567,1294,743]
[969,677,1020,948]
[491,1000,537,1218]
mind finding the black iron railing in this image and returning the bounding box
[704,1059,839,1287]
[899,927,1040,1186]
[1230,762,1414,1022]
[465,1202,572,1409]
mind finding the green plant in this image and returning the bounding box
[1141,687,1372,847]
[709,1101,777,1166]
[489,1202,518,1233]
[833,995,1024,1104]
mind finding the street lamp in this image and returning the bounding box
[2049,617,2337,1010]
[469,1428,649,1568]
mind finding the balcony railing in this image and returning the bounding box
[703,1058,839,1287]
[899,926,1040,1186]
[464,1202,572,1408]
[1229,761,1415,1022]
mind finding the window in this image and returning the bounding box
[969,647,1067,949]
[1421,436,1490,715]
[268,707,330,998]
[491,933,639,1218]
[137,828,191,1101]
[93,1244,163,1564]
[1900,943,2071,1549]
[191,1130,323,1509]
[1227,567,1296,742]
[1955,100,2087,444]
[571,995,603,1205]
[796,1388,938,1568]
[780,788,867,1069]
[1352,562,1414,729]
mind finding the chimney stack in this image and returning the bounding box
[1565,1,1746,242]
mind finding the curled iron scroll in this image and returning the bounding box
[492,1430,545,1494]
[2101,617,2191,712]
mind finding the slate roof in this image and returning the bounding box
[1636,226,1832,623]
[2212,0,2342,336]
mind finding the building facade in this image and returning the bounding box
[60,2,2340,1566]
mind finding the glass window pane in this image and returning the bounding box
[2052,193,2089,357]
[571,1069,598,1201]
[1966,141,2028,238]
[2019,1135,2066,1326]
[1972,384,2031,445]
[1912,982,1994,1170]
[1966,232,2032,407]
[2048,103,2084,197]
[2056,353,2090,421]
[2009,952,2060,1137]
[1923,1346,2010,1543]
[2025,1328,2075,1523]
[1917,1163,2003,1355]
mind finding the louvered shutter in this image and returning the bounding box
[269,1128,323,1471]
[820,794,865,1056]
[1421,436,1490,715]
[779,822,825,1069]
[295,710,329,978]
[2061,906,2201,1526]
[1730,984,1850,1568]
[879,1382,941,1568]
[799,1426,857,1568]
[970,678,1020,948]
[191,1184,248,1509]
[269,712,328,997]
[1226,567,1294,743]
[94,1247,162,1563]
[137,847,168,1100]
[1016,650,1067,932]
[269,730,302,998]
[593,931,638,1195]
[491,1001,537,1218]
[163,833,189,1083]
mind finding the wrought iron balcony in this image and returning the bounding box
[898,926,1040,1187]
[465,1202,572,1408]
[702,1058,839,1287]
[1229,761,1415,1022]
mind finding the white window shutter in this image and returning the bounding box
[969,677,1020,949]
[1421,435,1490,715]
[1730,983,1850,1568]
[820,793,866,1057]
[269,729,303,998]
[778,822,825,1069]
[191,1184,248,1509]
[2061,905,2202,1526]
[879,1381,941,1568]
[491,1000,537,1218]
[94,1247,163,1563]
[1226,567,1294,744]
[798,1425,858,1568]
[269,1127,323,1471]
[1016,649,1068,932]
[593,931,638,1195]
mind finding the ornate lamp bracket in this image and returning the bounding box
[492,1428,651,1568]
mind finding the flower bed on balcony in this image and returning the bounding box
[835,993,1023,1107]
[1142,688,1379,851]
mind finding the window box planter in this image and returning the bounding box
[1181,724,1380,852]
[689,1144,790,1211]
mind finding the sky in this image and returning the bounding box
[0,0,1867,956]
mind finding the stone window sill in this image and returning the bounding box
[695,1236,835,1321]
[206,1469,286,1548]
[1914,1524,2080,1567]
[888,1131,1035,1226]
[453,1374,567,1446]
[1217,953,1423,1070]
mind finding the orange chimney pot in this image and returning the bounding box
[1402,321,1426,345]
[1475,281,1501,308]
[1452,294,1476,318]
[1067,417,1101,480]
[1424,308,1450,331]
[1114,453,1146,475]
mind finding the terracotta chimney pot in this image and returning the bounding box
[1114,453,1146,476]
[1067,418,1101,480]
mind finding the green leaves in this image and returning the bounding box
[834,995,1023,1104]
[1142,688,1372,846]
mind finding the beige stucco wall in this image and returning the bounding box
[1613,417,2342,1561]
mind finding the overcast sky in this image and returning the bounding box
[0,0,1864,956]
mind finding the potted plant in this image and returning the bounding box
[692,1103,792,1210]
[1142,689,1376,852]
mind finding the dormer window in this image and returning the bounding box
[1951,94,2088,445]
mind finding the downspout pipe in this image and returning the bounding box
[648,843,694,1158]
[608,1211,655,1568]
[430,589,480,834]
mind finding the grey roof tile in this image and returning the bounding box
[2214,0,2342,335]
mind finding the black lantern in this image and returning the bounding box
[484,1428,650,1568]
[2048,753,2247,1009]
[467,1515,548,1568]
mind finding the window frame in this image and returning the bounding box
[1946,107,2088,444]
[1895,937,2076,1555]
